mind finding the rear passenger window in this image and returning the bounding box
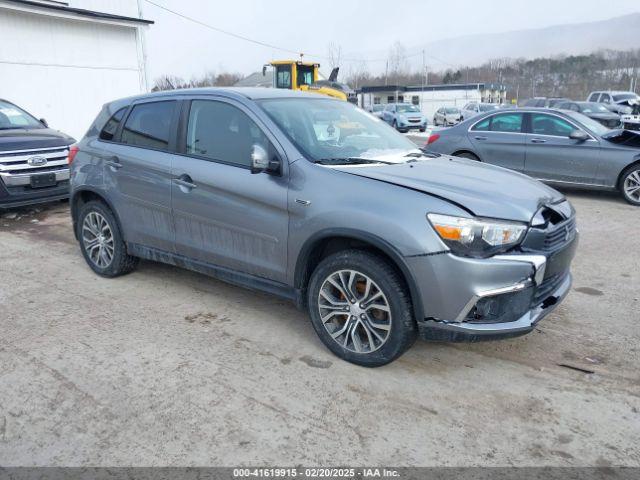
[472,113,523,133]
[471,117,490,131]
[490,113,523,133]
[185,100,269,168]
[121,101,177,151]
[99,107,126,141]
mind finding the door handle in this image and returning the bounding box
[173,174,197,191]
[474,136,487,141]
[105,156,123,170]
[530,138,547,144]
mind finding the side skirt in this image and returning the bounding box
[127,243,302,305]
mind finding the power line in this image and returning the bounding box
[143,0,456,67]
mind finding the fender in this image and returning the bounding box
[294,228,426,321]
[70,187,123,241]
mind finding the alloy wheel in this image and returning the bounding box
[623,169,640,202]
[82,211,114,269]
[317,270,392,354]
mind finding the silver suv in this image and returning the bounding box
[70,88,578,366]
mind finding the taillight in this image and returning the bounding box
[426,134,440,145]
[67,145,79,164]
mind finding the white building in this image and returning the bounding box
[0,0,152,139]
[358,83,508,119]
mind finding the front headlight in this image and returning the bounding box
[427,213,527,258]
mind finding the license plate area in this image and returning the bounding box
[30,173,57,188]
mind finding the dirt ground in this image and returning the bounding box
[0,189,638,467]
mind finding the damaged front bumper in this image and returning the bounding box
[409,234,578,342]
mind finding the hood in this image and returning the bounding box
[334,156,564,222]
[602,129,640,148]
[0,128,75,152]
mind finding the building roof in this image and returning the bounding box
[358,83,507,94]
[2,0,154,24]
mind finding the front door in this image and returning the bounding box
[171,98,289,283]
[468,112,526,171]
[524,112,601,184]
[101,99,179,252]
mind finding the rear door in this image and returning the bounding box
[171,97,289,282]
[100,99,179,252]
[468,112,526,171]
[524,112,601,184]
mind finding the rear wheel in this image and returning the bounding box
[455,152,480,161]
[620,164,640,206]
[307,250,417,367]
[77,200,138,277]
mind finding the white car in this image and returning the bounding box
[433,107,462,126]
[621,100,639,131]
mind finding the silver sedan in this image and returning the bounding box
[425,108,640,205]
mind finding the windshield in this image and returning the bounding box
[613,93,638,102]
[445,108,460,114]
[581,103,610,113]
[396,104,420,113]
[565,111,610,136]
[0,100,44,130]
[258,98,420,163]
[479,104,499,112]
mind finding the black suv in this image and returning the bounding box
[0,99,75,209]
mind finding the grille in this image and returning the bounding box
[543,217,576,251]
[0,147,69,176]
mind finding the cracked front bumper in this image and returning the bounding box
[408,234,578,342]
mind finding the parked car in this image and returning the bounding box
[460,102,499,121]
[556,101,622,129]
[70,88,577,366]
[0,99,75,209]
[368,104,385,118]
[433,107,462,126]
[621,100,640,131]
[425,108,640,205]
[522,97,570,108]
[381,103,427,132]
[587,91,639,115]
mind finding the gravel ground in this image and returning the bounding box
[0,189,638,467]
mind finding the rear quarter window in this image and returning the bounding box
[99,107,127,141]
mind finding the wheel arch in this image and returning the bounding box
[451,149,481,161]
[294,228,425,321]
[616,158,640,190]
[70,188,122,241]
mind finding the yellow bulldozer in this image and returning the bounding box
[262,60,357,103]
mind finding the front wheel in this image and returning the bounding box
[307,250,417,367]
[620,164,640,206]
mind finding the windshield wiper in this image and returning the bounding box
[313,157,394,165]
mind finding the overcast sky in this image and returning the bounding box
[141,0,640,82]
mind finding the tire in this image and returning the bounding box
[455,152,480,161]
[392,119,398,130]
[619,164,640,206]
[77,200,138,277]
[419,128,426,133]
[307,249,417,367]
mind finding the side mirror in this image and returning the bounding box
[40,118,48,128]
[250,144,280,175]
[569,129,589,142]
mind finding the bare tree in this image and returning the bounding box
[327,42,343,70]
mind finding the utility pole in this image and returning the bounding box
[385,61,389,86]
[421,50,425,111]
